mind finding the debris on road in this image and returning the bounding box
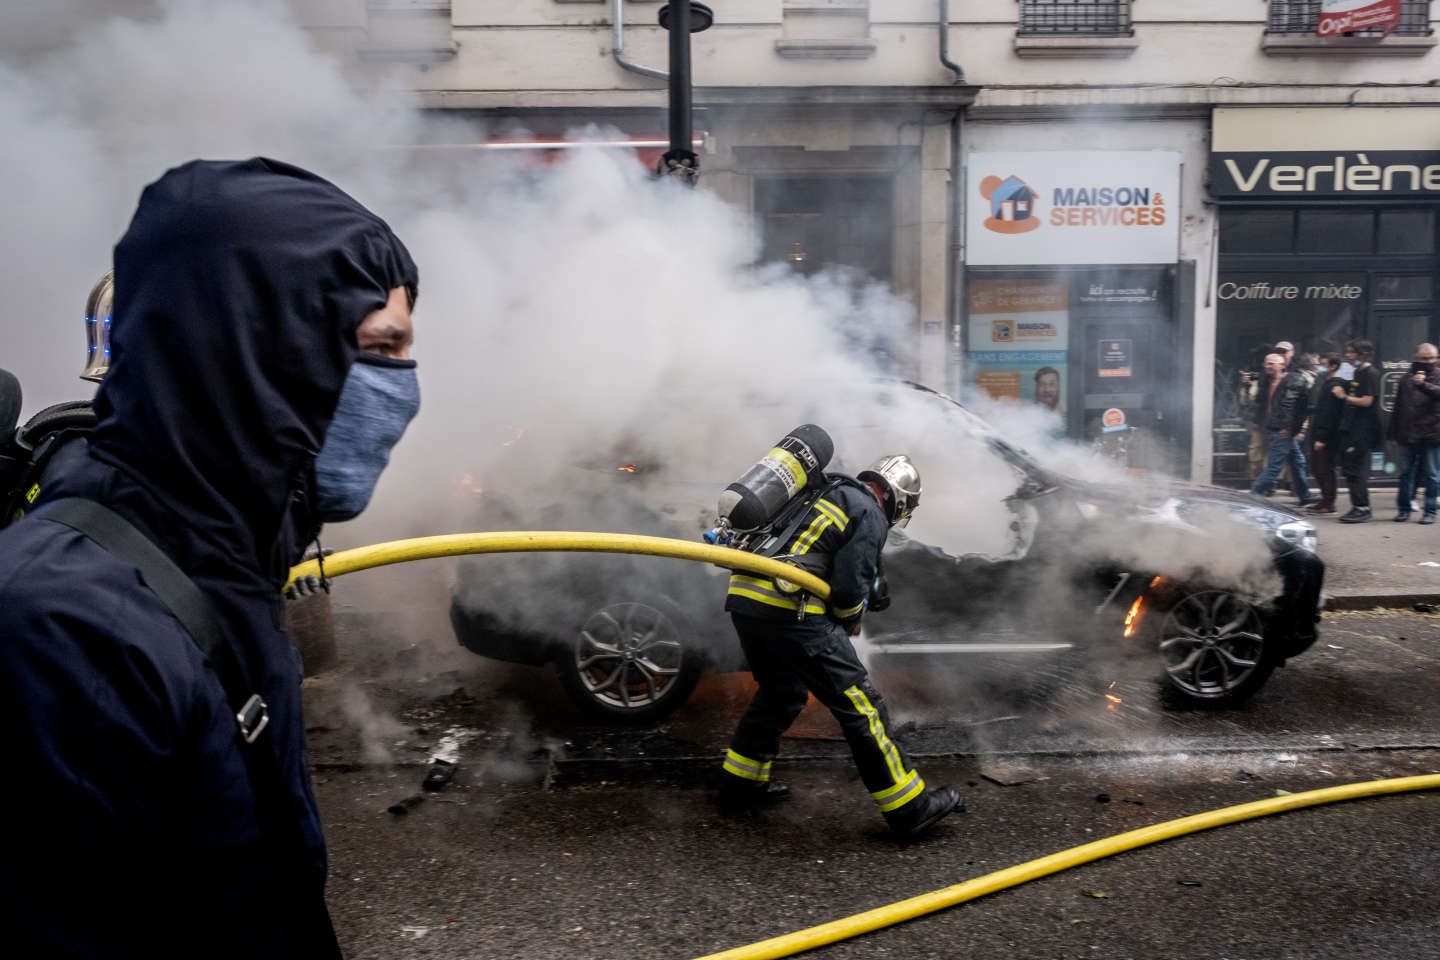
[387,793,427,816]
[1080,889,1112,899]
[423,758,457,792]
[981,763,1046,786]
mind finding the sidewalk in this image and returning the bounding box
[1268,492,1440,610]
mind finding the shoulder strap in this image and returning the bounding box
[40,497,270,744]
[40,497,341,952]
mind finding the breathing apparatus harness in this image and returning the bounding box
[705,425,889,621]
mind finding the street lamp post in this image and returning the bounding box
[657,2,713,185]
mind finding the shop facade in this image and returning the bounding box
[1209,107,1440,487]
[960,137,1205,476]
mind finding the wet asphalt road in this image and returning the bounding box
[305,608,1440,959]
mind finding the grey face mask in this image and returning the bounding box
[314,355,420,522]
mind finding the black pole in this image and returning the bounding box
[657,3,711,185]
[668,1,692,159]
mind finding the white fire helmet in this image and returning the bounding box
[82,270,114,383]
[858,454,921,528]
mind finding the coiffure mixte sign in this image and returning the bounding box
[966,152,1182,266]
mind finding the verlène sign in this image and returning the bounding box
[1210,151,1440,199]
[1317,0,1401,37]
[967,152,1182,266]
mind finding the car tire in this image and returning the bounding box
[1150,587,1279,710]
[555,599,705,725]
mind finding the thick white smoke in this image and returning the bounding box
[0,0,1278,657]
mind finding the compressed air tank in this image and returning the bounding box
[717,424,833,533]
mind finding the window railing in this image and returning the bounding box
[1017,0,1133,36]
[1266,0,1434,37]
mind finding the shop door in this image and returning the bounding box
[1071,268,1181,473]
[1373,308,1436,480]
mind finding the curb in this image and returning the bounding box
[1324,593,1440,612]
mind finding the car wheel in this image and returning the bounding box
[555,600,705,725]
[1154,588,1277,709]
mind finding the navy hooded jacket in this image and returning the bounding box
[0,158,417,958]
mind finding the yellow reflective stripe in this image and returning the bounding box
[832,599,865,619]
[723,749,772,782]
[872,769,921,802]
[814,498,849,532]
[767,447,807,488]
[792,512,833,555]
[876,775,926,813]
[844,685,907,785]
[727,579,826,616]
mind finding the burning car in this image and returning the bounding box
[449,381,1324,724]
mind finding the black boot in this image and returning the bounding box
[1338,506,1372,524]
[716,779,791,813]
[883,786,964,839]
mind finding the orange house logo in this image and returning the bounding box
[980,174,1041,234]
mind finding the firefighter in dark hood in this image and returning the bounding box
[718,455,964,838]
[0,158,419,957]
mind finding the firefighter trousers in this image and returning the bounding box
[722,613,926,814]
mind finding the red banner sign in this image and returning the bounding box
[1317,0,1402,37]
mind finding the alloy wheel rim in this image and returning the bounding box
[1158,590,1265,698]
[574,602,684,710]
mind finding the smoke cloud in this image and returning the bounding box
[0,0,1287,739]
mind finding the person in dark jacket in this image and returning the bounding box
[1305,352,1344,516]
[716,455,963,839]
[1387,342,1440,523]
[1335,339,1384,523]
[1249,352,1312,503]
[0,158,420,957]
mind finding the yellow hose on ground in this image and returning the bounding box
[286,531,831,600]
[691,772,1440,960]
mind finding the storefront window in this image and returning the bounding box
[1295,210,1373,254]
[1377,209,1436,254]
[965,267,1183,472]
[1375,274,1434,301]
[756,176,893,282]
[1219,210,1294,254]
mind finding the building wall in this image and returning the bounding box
[291,0,1440,481]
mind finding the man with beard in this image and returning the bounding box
[0,158,420,957]
[1387,342,1440,523]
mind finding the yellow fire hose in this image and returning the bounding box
[285,531,830,599]
[287,537,1438,958]
[691,772,1440,960]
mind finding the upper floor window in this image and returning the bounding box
[1017,0,1133,37]
[1266,0,1434,37]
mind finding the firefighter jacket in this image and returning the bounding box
[0,159,417,959]
[725,478,890,625]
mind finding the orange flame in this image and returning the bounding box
[1123,595,1145,639]
[617,464,638,474]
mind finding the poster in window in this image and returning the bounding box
[968,278,1068,413]
[1098,339,1133,379]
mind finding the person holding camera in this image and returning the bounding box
[1388,342,1440,523]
